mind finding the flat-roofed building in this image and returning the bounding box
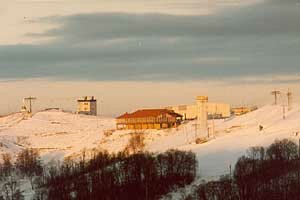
[116,109,182,130]
[77,96,97,116]
[166,103,231,120]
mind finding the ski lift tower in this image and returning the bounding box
[271,90,280,105]
[23,96,37,113]
[196,96,208,138]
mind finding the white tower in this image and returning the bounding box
[196,96,208,137]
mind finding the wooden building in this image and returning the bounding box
[116,109,182,130]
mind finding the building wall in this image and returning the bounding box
[89,101,97,115]
[117,123,162,130]
[116,115,178,125]
[232,107,254,116]
[168,103,231,120]
[116,116,179,130]
[77,101,97,116]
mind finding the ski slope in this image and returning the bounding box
[148,104,300,178]
[0,105,299,180]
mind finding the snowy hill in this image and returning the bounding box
[0,105,300,180]
[0,110,116,161]
[148,104,300,178]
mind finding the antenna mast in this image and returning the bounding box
[271,90,280,105]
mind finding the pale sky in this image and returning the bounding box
[0,0,258,45]
[0,0,299,116]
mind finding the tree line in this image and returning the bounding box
[0,148,197,200]
[189,139,300,200]
[5,137,300,200]
[41,149,197,200]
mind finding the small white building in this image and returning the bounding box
[77,96,97,116]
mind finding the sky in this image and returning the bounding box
[0,0,300,116]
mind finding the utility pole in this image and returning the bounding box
[298,139,300,200]
[24,96,37,113]
[97,99,103,128]
[298,139,300,158]
[229,164,232,180]
[184,126,189,144]
[287,89,292,111]
[207,127,210,138]
[283,105,286,120]
[271,90,280,105]
[194,122,197,141]
[212,104,217,138]
[211,116,215,138]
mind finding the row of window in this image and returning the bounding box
[117,117,177,124]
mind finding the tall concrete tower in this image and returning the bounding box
[196,96,208,137]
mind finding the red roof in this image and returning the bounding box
[116,109,182,119]
[116,112,130,119]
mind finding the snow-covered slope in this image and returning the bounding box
[0,105,299,179]
[147,104,300,178]
[0,110,116,161]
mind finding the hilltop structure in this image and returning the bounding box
[77,96,97,116]
[166,102,231,120]
[116,109,182,130]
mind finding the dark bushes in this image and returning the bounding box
[43,150,197,200]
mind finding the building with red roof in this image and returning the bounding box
[116,109,182,130]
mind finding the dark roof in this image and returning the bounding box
[116,109,182,119]
[77,96,96,102]
[77,99,96,102]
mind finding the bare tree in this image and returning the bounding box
[2,154,13,178]
[125,132,146,154]
[2,175,24,200]
[15,148,43,190]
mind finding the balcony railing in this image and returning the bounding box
[116,117,177,124]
